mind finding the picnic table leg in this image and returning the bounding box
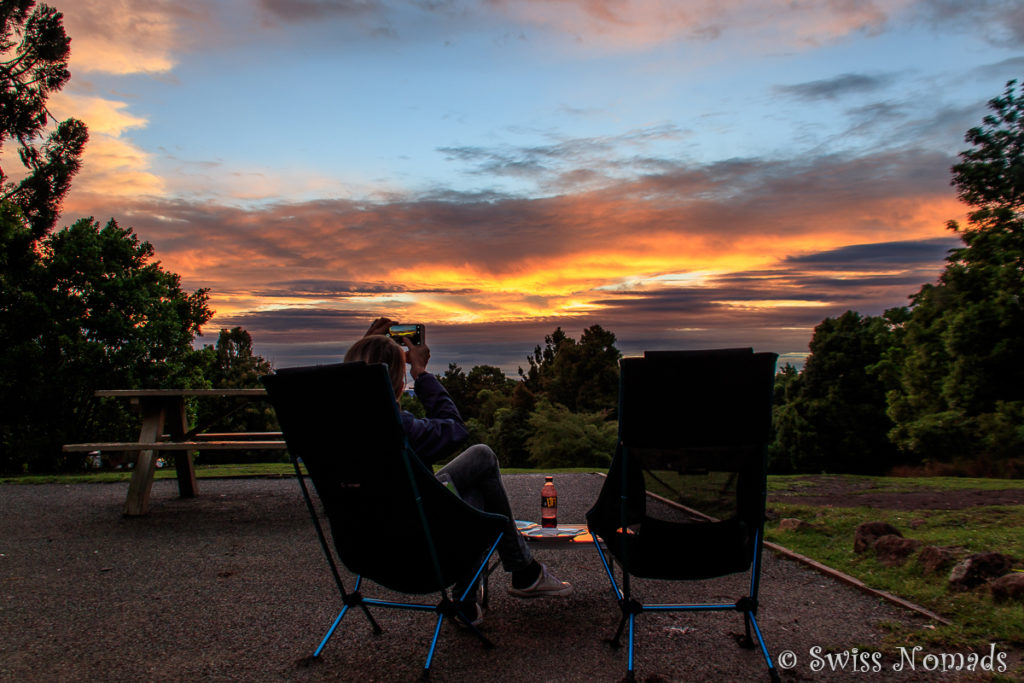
[124,398,167,516]
[165,398,197,499]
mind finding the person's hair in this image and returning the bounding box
[344,335,406,399]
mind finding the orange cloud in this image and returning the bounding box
[48,93,164,206]
[62,1,185,75]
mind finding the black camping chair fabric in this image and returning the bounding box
[586,348,781,682]
[261,361,507,676]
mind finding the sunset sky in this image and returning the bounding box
[47,0,1023,374]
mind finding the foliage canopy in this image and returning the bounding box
[0,217,213,471]
[0,0,87,237]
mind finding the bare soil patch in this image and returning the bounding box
[769,476,1024,510]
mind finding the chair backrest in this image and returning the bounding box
[261,362,506,595]
[625,349,773,450]
[626,349,777,521]
[588,349,777,579]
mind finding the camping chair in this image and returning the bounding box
[586,349,780,682]
[260,361,507,677]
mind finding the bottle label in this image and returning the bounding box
[542,496,557,509]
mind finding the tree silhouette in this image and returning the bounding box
[884,80,1024,471]
[0,1,87,237]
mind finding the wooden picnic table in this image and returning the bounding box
[62,389,286,516]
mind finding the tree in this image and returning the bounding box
[771,310,902,474]
[520,324,620,413]
[0,217,212,472]
[201,327,272,389]
[885,80,1024,472]
[525,398,616,469]
[189,327,277,464]
[488,383,536,468]
[439,362,515,421]
[0,1,87,237]
[768,364,802,473]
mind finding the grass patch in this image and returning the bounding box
[0,462,304,484]
[767,473,1024,495]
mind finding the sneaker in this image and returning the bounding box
[455,580,486,628]
[507,563,573,598]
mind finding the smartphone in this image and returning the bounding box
[387,323,425,346]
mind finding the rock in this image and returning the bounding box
[874,535,920,567]
[778,518,813,531]
[990,573,1024,603]
[948,552,1015,591]
[854,521,902,554]
[917,546,956,575]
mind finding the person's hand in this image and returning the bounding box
[402,339,431,379]
[364,317,395,337]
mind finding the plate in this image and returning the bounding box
[521,526,586,541]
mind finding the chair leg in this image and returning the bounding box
[313,606,349,658]
[734,611,754,649]
[359,603,384,635]
[608,612,628,648]
[455,615,495,648]
[312,591,386,660]
[423,612,445,675]
[746,611,780,682]
[626,612,637,682]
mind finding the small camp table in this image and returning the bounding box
[62,389,286,516]
[518,521,597,547]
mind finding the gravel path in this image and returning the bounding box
[0,475,1003,681]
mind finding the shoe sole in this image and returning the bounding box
[507,584,573,598]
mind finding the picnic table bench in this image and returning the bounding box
[62,389,286,516]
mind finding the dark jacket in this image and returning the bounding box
[401,372,468,466]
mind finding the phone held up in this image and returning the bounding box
[387,323,425,346]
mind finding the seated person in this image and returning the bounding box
[344,318,572,623]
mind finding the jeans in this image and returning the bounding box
[436,444,532,572]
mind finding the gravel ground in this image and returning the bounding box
[0,474,1008,682]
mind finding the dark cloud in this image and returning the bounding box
[841,101,911,138]
[774,73,896,101]
[438,124,685,186]
[439,145,550,178]
[210,307,368,336]
[260,279,408,296]
[784,237,960,268]
[254,279,482,298]
[916,0,1024,47]
[204,307,569,373]
[566,235,957,366]
[258,0,383,22]
[968,56,1024,79]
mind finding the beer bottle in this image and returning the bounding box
[541,475,557,528]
